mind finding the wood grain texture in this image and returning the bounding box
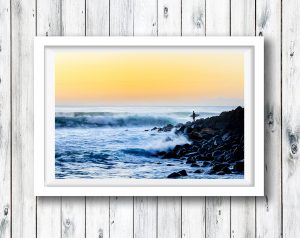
[11,0,36,237]
[157,2,182,237]
[205,1,231,237]
[256,0,282,237]
[182,0,205,36]
[157,0,181,36]
[181,2,206,237]
[134,197,157,238]
[86,0,109,36]
[182,197,205,238]
[157,197,181,238]
[62,197,85,238]
[86,197,109,238]
[85,1,110,238]
[133,2,158,238]
[0,0,10,237]
[134,0,157,36]
[282,0,300,237]
[61,1,86,238]
[230,1,256,237]
[110,197,133,238]
[110,0,134,36]
[36,1,62,237]
[109,2,134,237]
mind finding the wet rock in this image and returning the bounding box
[158,124,174,132]
[167,164,174,166]
[186,157,196,164]
[191,163,200,167]
[194,169,204,173]
[162,151,177,159]
[167,172,181,178]
[201,161,211,167]
[167,170,188,178]
[233,161,244,173]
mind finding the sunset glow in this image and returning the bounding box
[55,49,244,106]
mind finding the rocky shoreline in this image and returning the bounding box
[152,106,244,178]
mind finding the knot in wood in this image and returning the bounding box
[291,143,298,155]
[65,218,71,227]
[3,206,8,216]
[164,6,168,18]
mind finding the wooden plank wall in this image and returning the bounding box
[1,0,295,237]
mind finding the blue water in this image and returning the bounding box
[55,106,243,179]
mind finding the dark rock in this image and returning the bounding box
[194,169,204,173]
[222,166,231,174]
[151,127,158,131]
[211,164,226,173]
[158,124,174,132]
[167,164,174,166]
[233,161,244,172]
[178,170,188,176]
[212,150,223,158]
[162,151,177,159]
[195,155,214,161]
[201,161,211,167]
[191,163,200,167]
[156,151,166,156]
[167,170,187,178]
[167,172,181,178]
[232,146,244,161]
[216,171,225,175]
[186,157,196,164]
[144,129,149,131]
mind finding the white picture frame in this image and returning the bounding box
[34,37,264,196]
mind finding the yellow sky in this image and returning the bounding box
[55,50,244,106]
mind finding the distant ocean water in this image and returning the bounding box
[55,106,243,179]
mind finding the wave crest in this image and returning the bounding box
[55,115,176,128]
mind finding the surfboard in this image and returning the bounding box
[189,113,199,118]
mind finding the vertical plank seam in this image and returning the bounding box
[254,1,257,237]
[132,197,134,238]
[10,0,13,236]
[280,0,283,236]
[35,0,38,236]
[229,1,232,236]
[204,1,207,237]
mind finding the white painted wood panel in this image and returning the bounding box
[109,2,134,238]
[134,197,157,238]
[256,0,282,237]
[62,197,85,238]
[133,2,158,238]
[157,0,181,36]
[86,197,110,238]
[157,1,182,238]
[181,1,206,237]
[157,197,181,238]
[182,197,206,238]
[36,1,62,237]
[110,197,134,238]
[205,1,231,237]
[134,0,157,36]
[11,0,36,237]
[85,1,110,238]
[60,1,86,238]
[110,0,134,36]
[0,0,10,237]
[86,0,109,36]
[230,1,256,237]
[282,0,300,237]
[182,0,205,36]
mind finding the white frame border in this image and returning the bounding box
[34,37,264,196]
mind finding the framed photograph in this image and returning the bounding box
[34,37,264,196]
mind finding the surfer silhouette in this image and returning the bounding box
[192,111,196,122]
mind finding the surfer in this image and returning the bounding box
[192,111,196,122]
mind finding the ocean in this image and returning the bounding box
[55,106,242,179]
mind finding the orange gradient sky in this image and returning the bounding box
[55,49,244,106]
